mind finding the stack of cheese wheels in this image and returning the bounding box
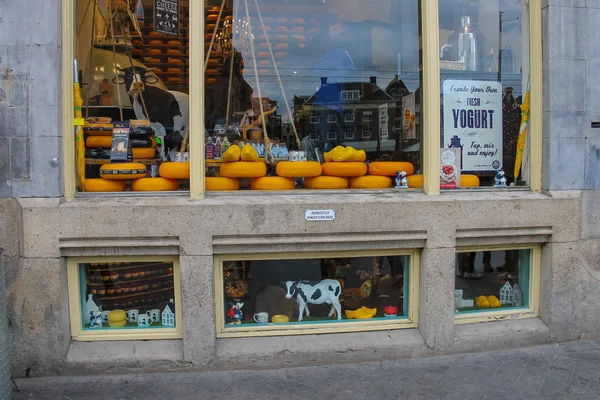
[100,163,147,180]
[304,176,348,190]
[349,176,393,189]
[159,162,190,179]
[220,161,267,178]
[276,161,322,177]
[108,310,127,327]
[405,174,481,188]
[368,162,415,177]
[205,177,240,191]
[250,177,295,190]
[322,162,367,177]
[132,177,179,191]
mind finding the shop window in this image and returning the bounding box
[67,257,182,340]
[454,248,539,323]
[74,0,191,194]
[439,0,532,189]
[215,251,419,337]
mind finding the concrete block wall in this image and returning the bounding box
[0,0,63,198]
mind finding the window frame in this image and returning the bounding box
[61,0,542,199]
[327,131,337,141]
[328,114,338,124]
[344,129,354,140]
[66,255,184,341]
[214,249,420,338]
[345,113,355,123]
[362,130,372,139]
[310,115,320,124]
[453,245,541,325]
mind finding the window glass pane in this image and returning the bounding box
[206,0,422,191]
[455,249,530,314]
[76,0,191,193]
[439,0,530,189]
[222,255,410,328]
[80,261,177,330]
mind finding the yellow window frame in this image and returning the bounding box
[454,244,542,325]
[67,255,183,341]
[61,0,542,199]
[214,249,420,338]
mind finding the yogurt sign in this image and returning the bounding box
[443,80,503,171]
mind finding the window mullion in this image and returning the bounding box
[189,0,205,199]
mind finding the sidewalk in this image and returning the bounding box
[11,340,600,400]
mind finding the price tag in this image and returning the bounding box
[74,118,85,126]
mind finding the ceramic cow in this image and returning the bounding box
[282,280,342,322]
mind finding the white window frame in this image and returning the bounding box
[363,111,373,122]
[310,131,318,140]
[328,114,337,123]
[345,113,355,123]
[344,129,354,140]
[362,130,372,139]
[310,115,320,124]
[327,131,337,141]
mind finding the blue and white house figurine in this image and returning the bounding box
[395,171,409,189]
[494,170,507,187]
[162,299,176,327]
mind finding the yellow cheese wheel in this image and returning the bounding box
[293,35,306,41]
[108,319,127,328]
[166,49,181,55]
[257,52,271,58]
[132,148,156,159]
[149,40,163,45]
[460,174,481,187]
[368,162,415,177]
[304,176,348,189]
[159,162,190,179]
[100,163,147,180]
[207,14,218,20]
[207,59,220,66]
[206,177,240,191]
[206,78,217,85]
[132,177,179,191]
[275,43,288,50]
[293,26,305,32]
[167,67,182,73]
[322,162,367,177]
[167,77,184,83]
[259,60,270,66]
[349,176,393,189]
[205,69,219,75]
[276,161,322,177]
[83,179,126,192]
[108,310,126,322]
[220,161,267,178]
[168,58,183,64]
[148,48,162,55]
[250,177,295,190]
[206,24,217,31]
[407,174,424,188]
[167,40,182,46]
[292,18,304,23]
[86,136,112,148]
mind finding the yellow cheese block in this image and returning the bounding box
[368,162,415,177]
[220,161,267,178]
[407,174,424,188]
[100,163,147,180]
[322,162,367,177]
[250,177,295,190]
[223,144,241,162]
[159,162,190,179]
[205,177,240,191]
[460,174,481,187]
[108,319,128,328]
[276,161,322,178]
[349,176,393,189]
[132,148,156,159]
[304,176,348,190]
[83,179,126,192]
[132,177,179,191]
[86,136,112,148]
[108,310,126,322]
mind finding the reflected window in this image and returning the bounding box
[362,130,372,139]
[328,114,338,124]
[345,113,354,123]
[310,116,320,124]
[344,129,354,140]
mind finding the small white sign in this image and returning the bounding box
[305,210,335,221]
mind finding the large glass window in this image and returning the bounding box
[439,0,531,189]
[216,252,418,336]
[455,248,537,318]
[205,0,423,192]
[68,258,182,340]
[75,0,191,194]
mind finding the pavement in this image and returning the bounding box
[11,339,600,400]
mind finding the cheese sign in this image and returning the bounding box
[154,0,179,36]
[443,80,503,171]
[305,210,335,221]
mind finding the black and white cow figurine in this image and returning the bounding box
[117,66,189,159]
[282,279,342,322]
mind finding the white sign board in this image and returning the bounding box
[305,210,335,221]
[443,80,503,171]
[379,104,389,140]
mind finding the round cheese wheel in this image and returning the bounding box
[258,34,272,41]
[207,14,218,20]
[275,43,288,50]
[209,6,220,11]
[205,78,217,85]
[276,161,322,177]
[133,40,144,46]
[293,26,305,32]
[85,130,112,137]
[166,49,181,55]
[132,177,179,191]
[167,67,182,73]
[322,162,367,177]
[259,60,270,65]
[258,69,270,75]
[275,52,287,58]
[149,40,163,45]
[225,15,232,21]
[298,43,305,49]
[147,58,162,64]
[167,77,184,83]
[132,148,156,159]
[168,58,183,64]
[275,35,288,41]
[206,177,240,191]
[460,174,481,187]
[83,179,126,192]
[262,26,271,31]
[205,69,219,75]
[304,176,348,189]
[257,52,270,58]
[86,136,112,148]
[207,59,220,66]
[407,174,424,188]
[148,48,162,55]
[159,162,190,179]
[276,17,288,23]
[167,40,182,46]
[258,42,269,48]
[206,24,217,31]
[100,163,147,180]
[149,32,164,37]
[250,177,295,190]
[275,26,288,31]
[108,319,127,328]
[133,49,143,55]
[220,161,267,178]
[292,18,304,24]
[293,35,306,41]
[108,310,126,322]
[205,33,214,40]
[349,176,393,189]
[205,42,212,48]
[368,162,415,177]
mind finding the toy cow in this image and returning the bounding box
[90,311,103,328]
[281,280,342,322]
[494,170,507,187]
